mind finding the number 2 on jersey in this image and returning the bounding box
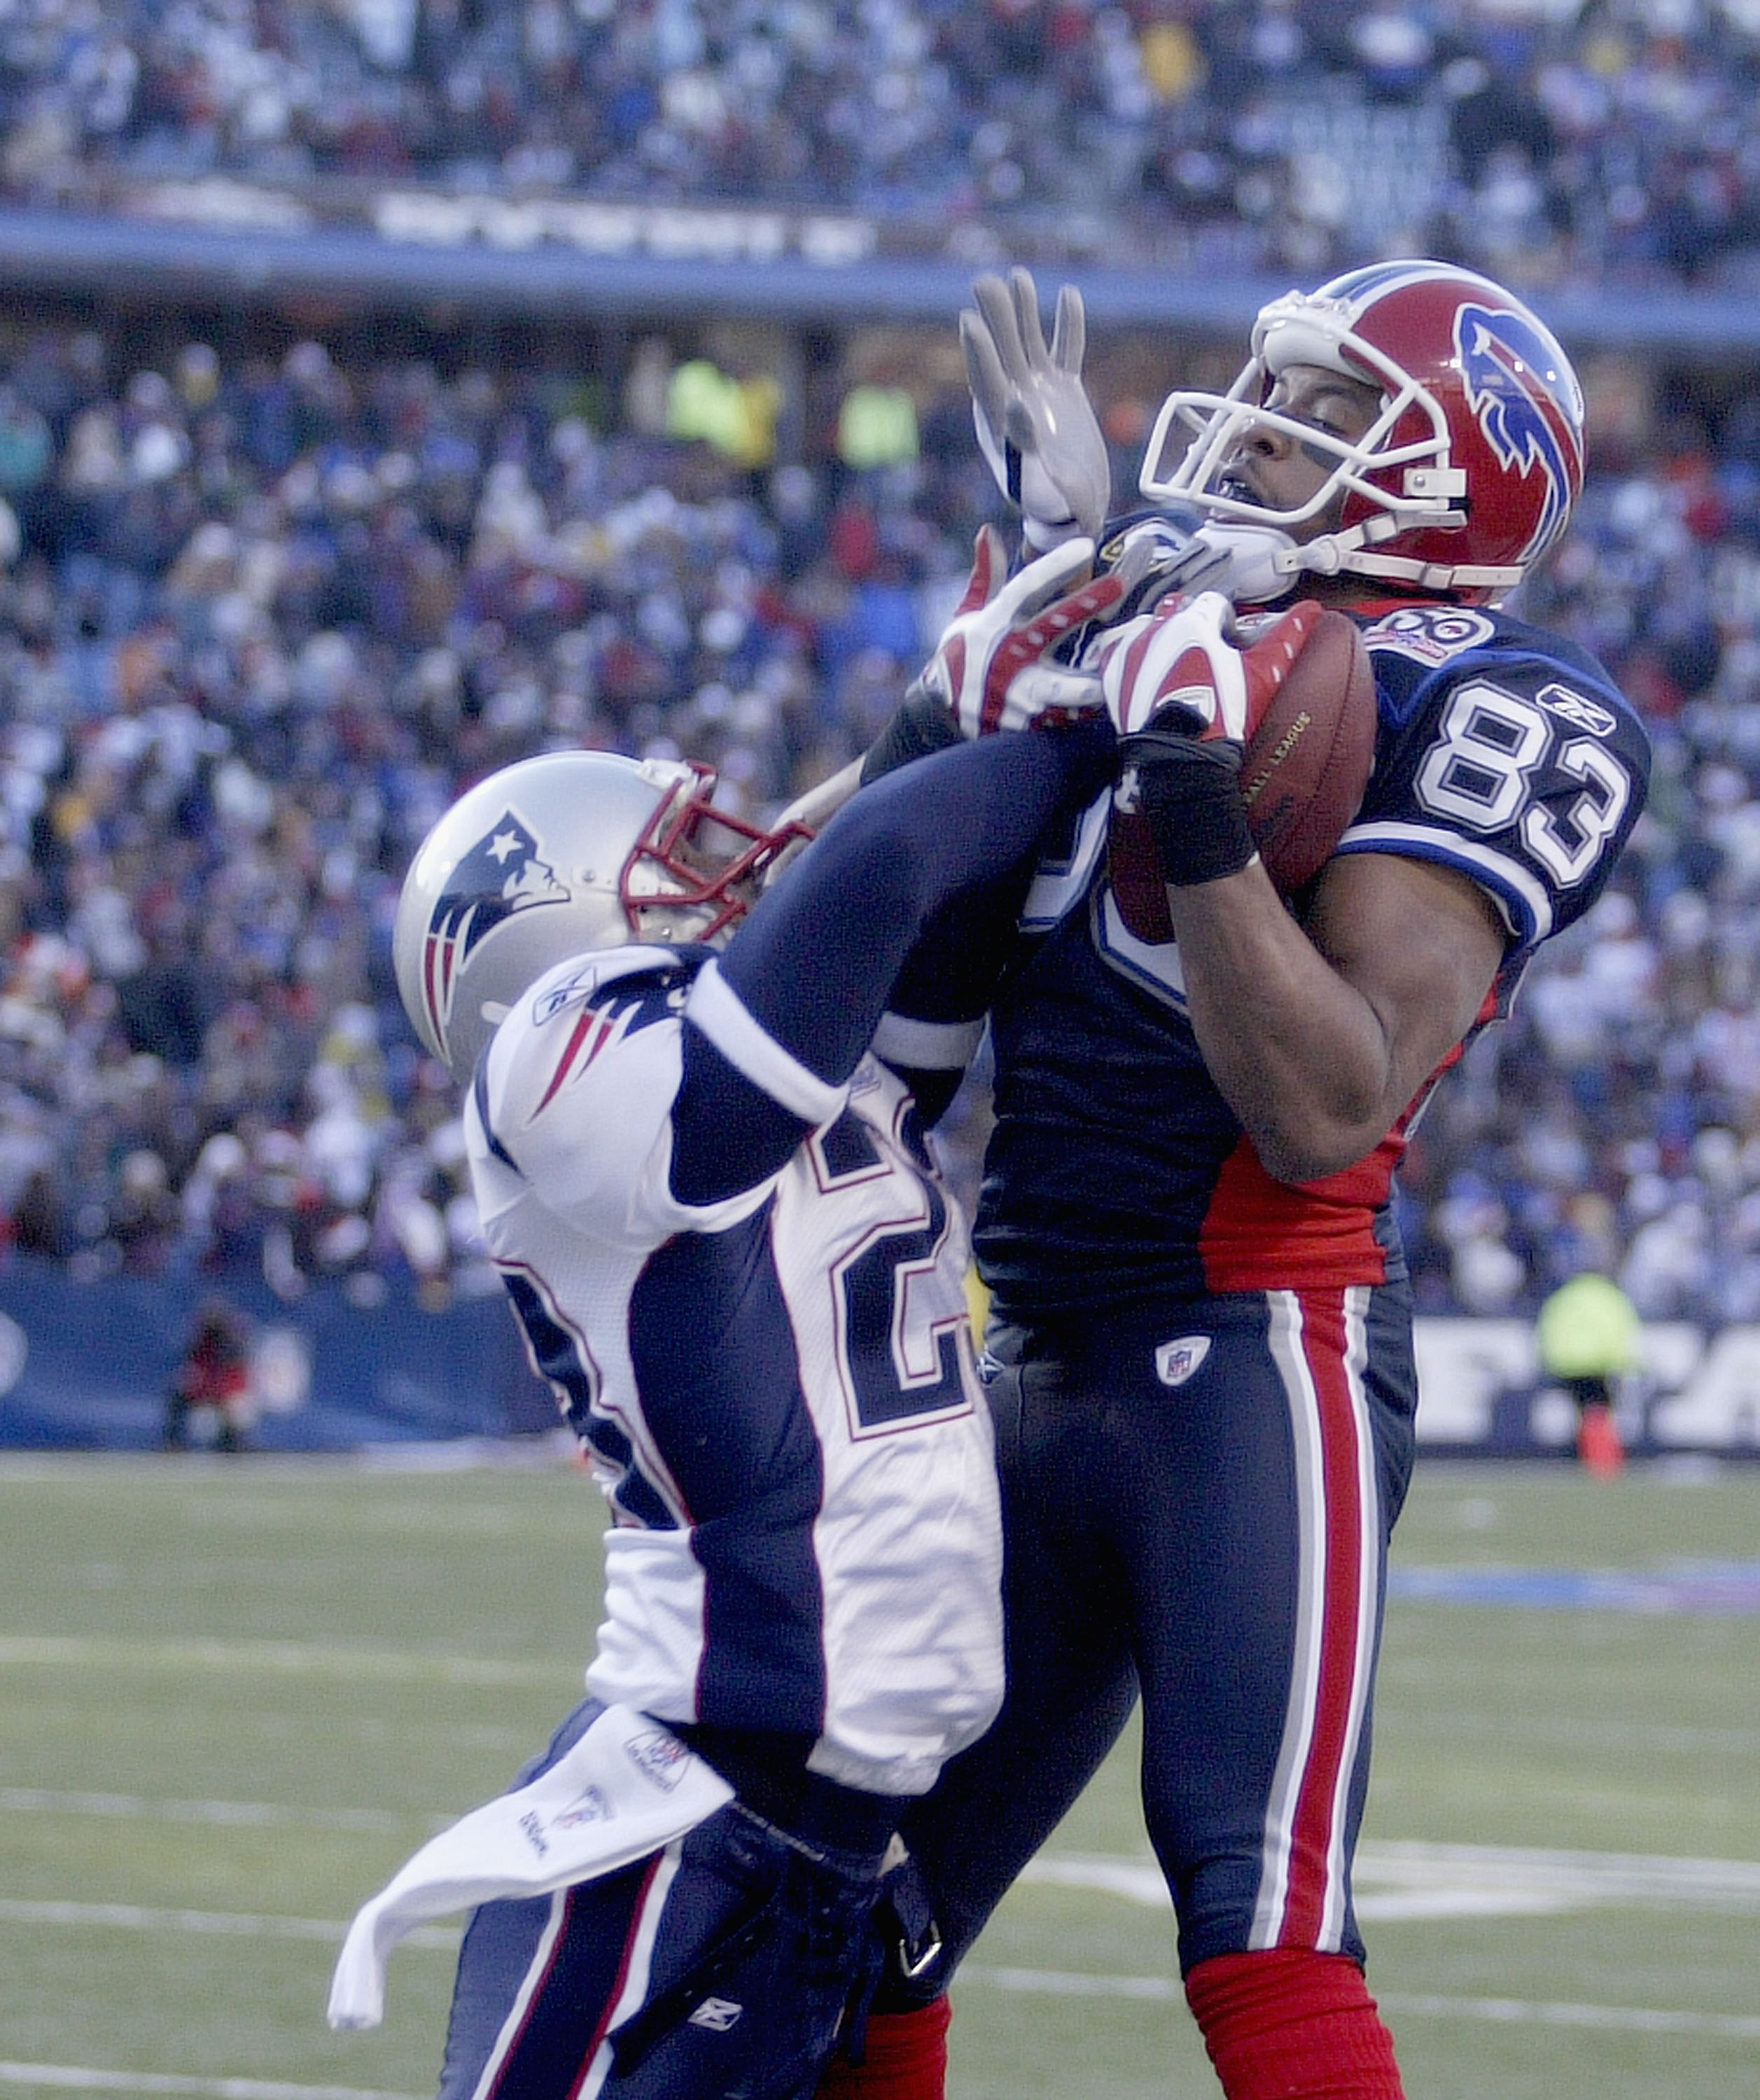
[818,1114,973,1434]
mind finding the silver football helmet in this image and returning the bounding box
[393,749,808,1077]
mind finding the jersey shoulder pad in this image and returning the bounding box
[475,946,708,1243]
[1342,610,1650,949]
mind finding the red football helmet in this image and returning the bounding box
[1138,260,1586,603]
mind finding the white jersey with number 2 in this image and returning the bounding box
[464,944,1003,1800]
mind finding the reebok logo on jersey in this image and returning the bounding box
[687,1996,743,2031]
[1155,1336,1210,1387]
[1537,680,1616,736]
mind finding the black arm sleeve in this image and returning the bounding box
[876,867,1034,1126]
[858,685,965,785]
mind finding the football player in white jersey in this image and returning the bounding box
[327,539,1120,2099]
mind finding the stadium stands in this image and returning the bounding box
[0,299,1750,1338]
[4,2,1760,296]
[2,1,1759,1434]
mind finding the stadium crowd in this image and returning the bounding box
[3,1,1760,298]
[0,300,1752,1331]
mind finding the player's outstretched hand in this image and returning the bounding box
[962,268,1111,551]
[916,525,1124,737]
[1098,591,1324,742]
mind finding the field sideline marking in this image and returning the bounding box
[961,1966,1760,2037]
[12,1783,1760,1921]
[0,1900,453,1949]
[9,1839,1759,1948]
[0,1636,566,1687]
[0,2068,422,2099]
[0,1790,419,1834]
[1389,1561,1760,1614]
[1021,1842,1760,1919]
[9,1903,1758,2059]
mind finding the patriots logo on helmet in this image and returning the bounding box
[420,810,568,1054]
[1455,304,1578,564]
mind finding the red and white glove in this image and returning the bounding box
[916,526,1125,736]
[1096,589,1324,741]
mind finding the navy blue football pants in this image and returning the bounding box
[437,1702,898,2100]
[883,1280,1418,1997]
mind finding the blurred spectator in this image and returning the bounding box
[163,1292,253,1451]
[4,1,1760,1337]
[0,274,1754,1324]
[11,4,1760,298]
[0,312,972,1306]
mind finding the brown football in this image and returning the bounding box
[1238,604,1378,892]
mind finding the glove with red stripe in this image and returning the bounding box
[915,526,1125,738]
[1097,592,1326,886]
[1096,590,1325,741]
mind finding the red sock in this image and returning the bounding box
[1185,1949,1405,2100]
[813,1998,951,2100]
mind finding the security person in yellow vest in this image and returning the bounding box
[1535,1271,1642,1476]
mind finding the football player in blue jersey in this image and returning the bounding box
[327,558,1125,2099]
[813,263,1652,2100]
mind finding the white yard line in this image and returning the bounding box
[10,1798,1760,1924]
[0,1900,453,1949]
[960,1966,1760,2038]
[1376,1992,1760,2038]
[1019,1842,1760,1919]
[0,1635,564,1688]
[0,2068,423,2100]
[0,1790,416,1834]
[13,1840,1760,1941]
[6,1877,1756,2093]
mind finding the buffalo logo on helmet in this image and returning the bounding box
[419,809,568,1053]
[1455,303,1579,564]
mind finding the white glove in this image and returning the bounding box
[963,269,1111,552]
[917,526,1124,737]
[1097,590,1322,741]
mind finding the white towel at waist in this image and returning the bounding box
[328,1703,734,2031]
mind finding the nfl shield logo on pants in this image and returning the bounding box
[1154,1336,1210,1387]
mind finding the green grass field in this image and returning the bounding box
[1,1450,1757,2099]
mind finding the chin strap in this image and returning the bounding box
[1286,512,1523,598]
[1101,511,1524,613]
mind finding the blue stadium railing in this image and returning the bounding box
[1,203,1756,358]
